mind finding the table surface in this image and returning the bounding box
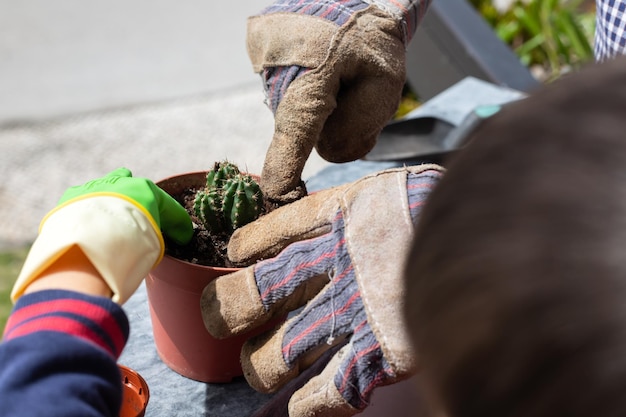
[118,161,411,416]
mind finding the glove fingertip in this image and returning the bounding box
[200,267,267,338]
[106,167,133,178]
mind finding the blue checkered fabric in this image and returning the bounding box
[251,169,442,409]
[595,0,626,61]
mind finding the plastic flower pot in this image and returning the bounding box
[146,171,281,383]
[118,364,149,417]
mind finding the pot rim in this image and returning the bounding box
[118,364,149,416]
[161,251,239,272]
[155,169,259,271]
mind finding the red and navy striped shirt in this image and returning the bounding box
[0,290,129,416]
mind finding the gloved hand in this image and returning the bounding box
[11,168,193,304]
[201,165,443,417]
[247,0,432,204]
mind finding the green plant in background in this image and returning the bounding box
[394,83,422,119]
[471,0,595,81]
[0,246,28,335]
[193,161,263,235]
[396,0,595,118]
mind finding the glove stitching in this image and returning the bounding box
[341,173,406,371]
[280,227,357,363]
[273,209,369,375]
[326,268,338,345]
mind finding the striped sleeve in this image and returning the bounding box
[3,289,129,358]
[0,290,129,416]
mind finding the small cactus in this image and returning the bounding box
[193,161,263,234]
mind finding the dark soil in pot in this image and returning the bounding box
[163,181,276,268]
[164,186,231,267]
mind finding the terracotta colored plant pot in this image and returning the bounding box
[118,364,149,417]
[146,171,280,383]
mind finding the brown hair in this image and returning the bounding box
[405,55,626,417]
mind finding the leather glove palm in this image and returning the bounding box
[11,168,193,304]
[201,165,443,417]
[248,0,432,204]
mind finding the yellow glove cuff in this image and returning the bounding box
[11,196,162,304]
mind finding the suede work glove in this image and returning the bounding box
[11,168,193,304]
[247,0,432,204]
[201,165,443,417]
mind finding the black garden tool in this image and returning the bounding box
[364,77,525,164]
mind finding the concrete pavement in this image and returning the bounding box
[0,0,331,248]
[0,0,261,122]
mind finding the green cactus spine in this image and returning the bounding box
[193,161,263,234]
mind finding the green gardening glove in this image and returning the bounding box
[11,168,193,304]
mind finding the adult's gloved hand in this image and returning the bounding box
[11,168,193,304]
[247,0,432,204]
[201,165,443,417]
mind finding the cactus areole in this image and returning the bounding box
[193,161,263,235]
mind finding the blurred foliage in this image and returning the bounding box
[470,0,596,81]
[395,84,422,119]
[395,0,596,118]
[0,246,27,336]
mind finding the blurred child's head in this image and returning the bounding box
[405,55,626,417]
